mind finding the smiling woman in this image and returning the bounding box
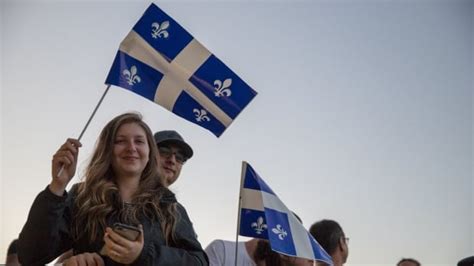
[17,112,208,266]
[111,122,150,185]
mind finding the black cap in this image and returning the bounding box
[458,256,474,266]
[153,130,193,159]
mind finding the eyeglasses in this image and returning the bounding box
[158,146,187,164]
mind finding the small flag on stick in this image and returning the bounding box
[239,162,333,264]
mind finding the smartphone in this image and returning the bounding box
[113,223,140,241]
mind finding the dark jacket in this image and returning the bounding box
[18,184,208,266]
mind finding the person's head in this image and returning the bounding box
[279,255,314,266]
[154,130,193,187]
[397,258,421,266]
[6,239,20,266]
[309,219,348,265]
[254,240,313,266]
[252,212,312,266]
[87,112,159,182]
[458,256,474,266]
[74,113,177,244]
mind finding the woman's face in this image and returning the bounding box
[111,122,150,179]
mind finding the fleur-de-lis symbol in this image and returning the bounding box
[214,78,232,97]
[122,66,141,86]
[193,108,210,122]
[151,21,170,39]
[251,216,267,235]
[271,224,287,240]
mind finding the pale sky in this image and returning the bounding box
[1,0,472,265]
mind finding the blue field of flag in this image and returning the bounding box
[106,51,163,101]
[239,208,269,239]
[243,163,276,195]
[189,55,257,119]
[172,91,226,137]
[133,4,193,62]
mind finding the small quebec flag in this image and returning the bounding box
[239,162,333,264]
[105,3,257,137]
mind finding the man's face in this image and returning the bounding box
[156,144,185,187]
[341,236,349,263]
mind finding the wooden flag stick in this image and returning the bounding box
[234,161,247,266]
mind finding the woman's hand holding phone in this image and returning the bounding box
[103,224,144,264]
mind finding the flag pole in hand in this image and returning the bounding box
[234,161,246,266]
[56,85,111,177]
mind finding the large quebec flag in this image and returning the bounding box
[106,3,257,137]
[239,162,333,264]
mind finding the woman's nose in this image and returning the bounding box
[125,140,137,151]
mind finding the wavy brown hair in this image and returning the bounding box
[73,112,178,245]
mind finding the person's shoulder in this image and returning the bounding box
[159,186,177,203]
[62,182,86,206]
[68,182,84,197]
[206,239,237,251]
[205,239,226,256]
[70,182,82,191]
[207,239,226,247]
[165,190,189,216]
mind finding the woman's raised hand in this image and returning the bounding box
[49,138,82,196]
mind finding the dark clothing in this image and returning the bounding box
[458,256,474,266]
[7,239,18,255]
[18,184,208,266]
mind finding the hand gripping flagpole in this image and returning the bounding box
[56,85,111,177]
[234,161,246,266]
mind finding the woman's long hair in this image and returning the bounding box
[73,112,178,245]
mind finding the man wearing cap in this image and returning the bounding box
[153,130,204,261]
[153,130,193,187]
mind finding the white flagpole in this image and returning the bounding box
[234,161,247,266]
[56,84,111,177]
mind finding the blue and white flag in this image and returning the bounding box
[105,3,257,137]
[239,162,333,264]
